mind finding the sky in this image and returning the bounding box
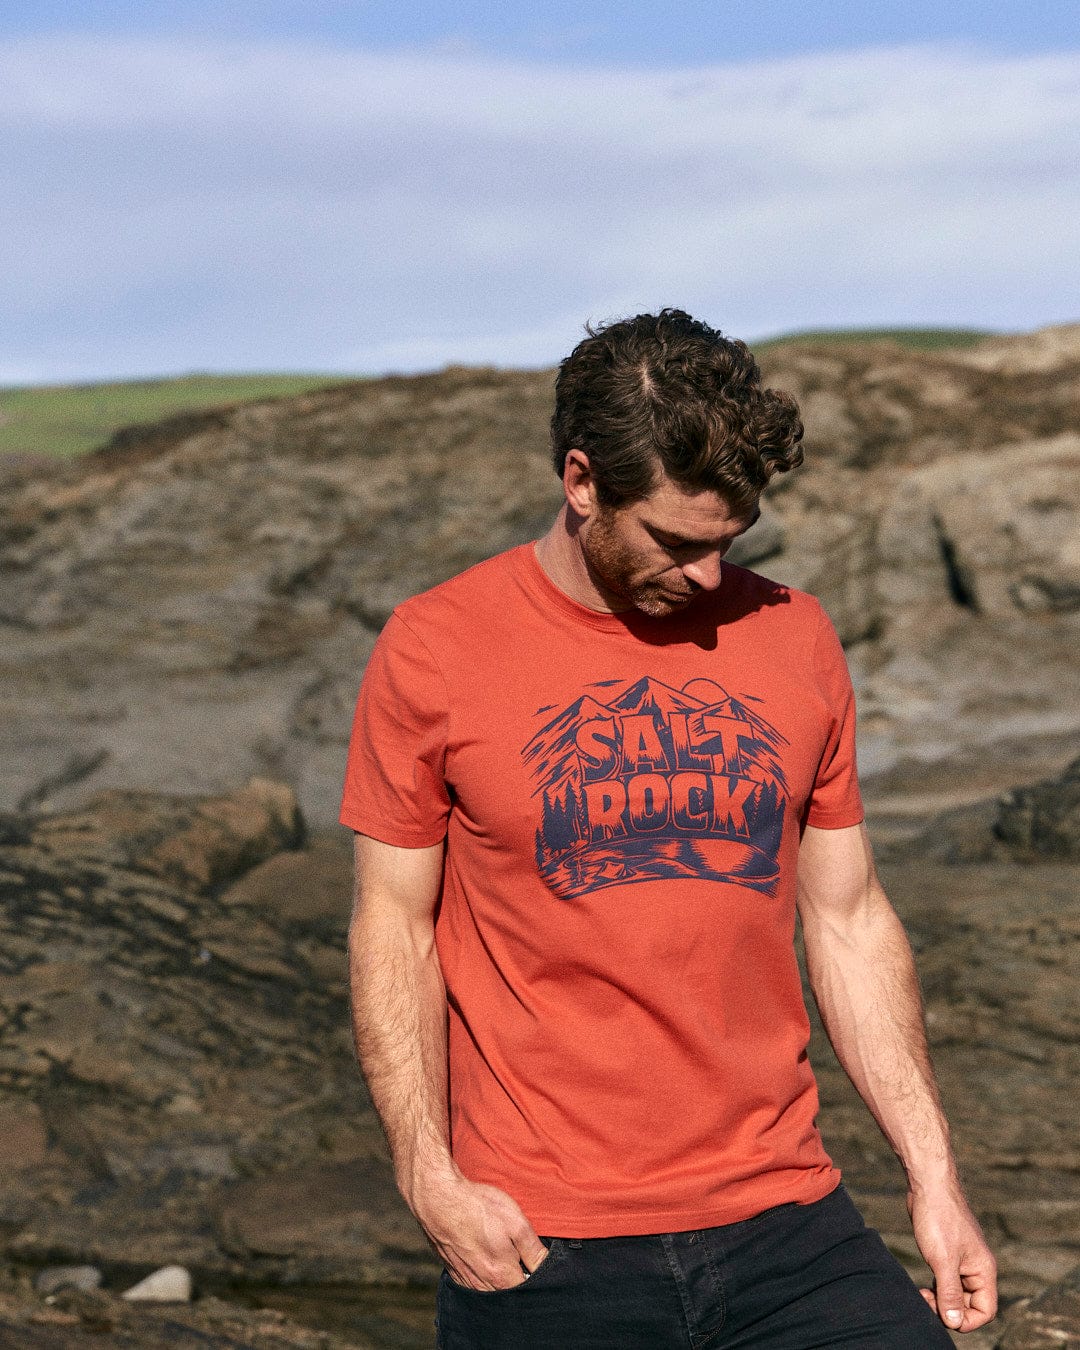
[3,1,1079,384]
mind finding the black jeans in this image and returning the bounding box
[434,1184,955,1348]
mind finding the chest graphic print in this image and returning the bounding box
[522,676,789,900]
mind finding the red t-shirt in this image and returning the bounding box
[340,544,863,1237]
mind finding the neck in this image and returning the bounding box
[533,506,626,613]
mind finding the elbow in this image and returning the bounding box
[348,888,438,968]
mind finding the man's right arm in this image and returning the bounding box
[348,831,549,1291]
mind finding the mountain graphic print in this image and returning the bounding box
[522,675,790,901]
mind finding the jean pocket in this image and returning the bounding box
[443,1238,563,1296]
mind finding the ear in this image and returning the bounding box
[563,449,599,519]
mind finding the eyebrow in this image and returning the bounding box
[649,506,761,548]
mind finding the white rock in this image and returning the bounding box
[120,1264,192,1303]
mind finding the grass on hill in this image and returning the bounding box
[754,326,996,353]
[0,372,357,459]
[1,329,999,458]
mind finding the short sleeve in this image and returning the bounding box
[805,603,865,830]
[339,612,452,846]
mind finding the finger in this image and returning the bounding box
[449,1262,524,1292]
[522,1245,551,1276]
[444,1263,478,1291]
[504,1205,548,1274]
[441,1242,521,1292]
[959,1278,999,1331]
[932,1267,966,1331]
[515,1231,551,1275]
[918,1287,937,1311]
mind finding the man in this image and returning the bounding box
[341,310,996,1348]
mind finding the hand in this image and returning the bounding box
[408,1165,549,1291]
[908,1180,998,1333]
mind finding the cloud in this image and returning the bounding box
[2,35,1078,382]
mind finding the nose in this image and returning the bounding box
[680,553,724,592]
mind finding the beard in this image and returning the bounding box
[581,508,697,618]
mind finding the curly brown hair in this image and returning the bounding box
[551,309,804,512]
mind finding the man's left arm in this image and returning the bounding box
[797,820,997,1335]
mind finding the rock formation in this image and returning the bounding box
[0,328,1077,836]
[0,325,1078,1346]
[0,782,442,1344]
[0,771,1076,1346]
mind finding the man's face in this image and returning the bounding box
[581,476,760,618]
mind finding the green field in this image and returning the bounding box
[0,372,357,459]
[1,329,998,458]
[755,326,995,353]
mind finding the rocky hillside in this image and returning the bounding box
[0,326,1077,833]
[0,325,1077,1346]
[0,783,440,1346]
[0,767,1077,1347]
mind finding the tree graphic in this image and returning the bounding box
[526,675,792,901]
